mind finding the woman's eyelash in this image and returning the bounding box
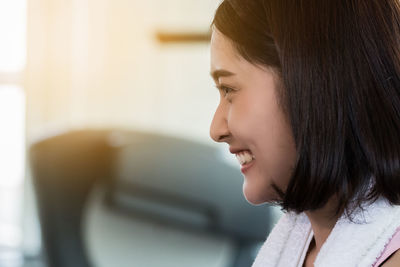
[217,85,234,96]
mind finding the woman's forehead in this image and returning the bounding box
[210,30,251,78]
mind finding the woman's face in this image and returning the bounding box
[209,29,297,204]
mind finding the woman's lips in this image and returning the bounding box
[229,148,255,173]
[241,159,255,174]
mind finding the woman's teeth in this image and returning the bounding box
[236,151,255,165]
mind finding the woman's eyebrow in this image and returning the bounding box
[210,69,235,81]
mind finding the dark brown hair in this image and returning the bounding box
[212,0,400,216]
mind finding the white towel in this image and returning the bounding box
[252,197,400,267]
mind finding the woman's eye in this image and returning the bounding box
[217,85,234,98]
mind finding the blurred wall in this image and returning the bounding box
[23,0,230,258]
[25,0,220,143]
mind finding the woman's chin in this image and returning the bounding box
[242,183,269,205]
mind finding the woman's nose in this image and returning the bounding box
[210,104,230,143]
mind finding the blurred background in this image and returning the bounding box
[0,0,282,266]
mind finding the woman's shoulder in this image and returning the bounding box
[381,249,400,266]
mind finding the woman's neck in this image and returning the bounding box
[304,196,342,254]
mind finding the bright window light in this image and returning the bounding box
[0,86,25,188]
[0,86,25,265]
[0,0,26,262]
[0,0,27,72]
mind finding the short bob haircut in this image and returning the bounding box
[212,0,400,217]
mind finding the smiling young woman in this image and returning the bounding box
[210,29,296,205]
[209,1,400,266]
